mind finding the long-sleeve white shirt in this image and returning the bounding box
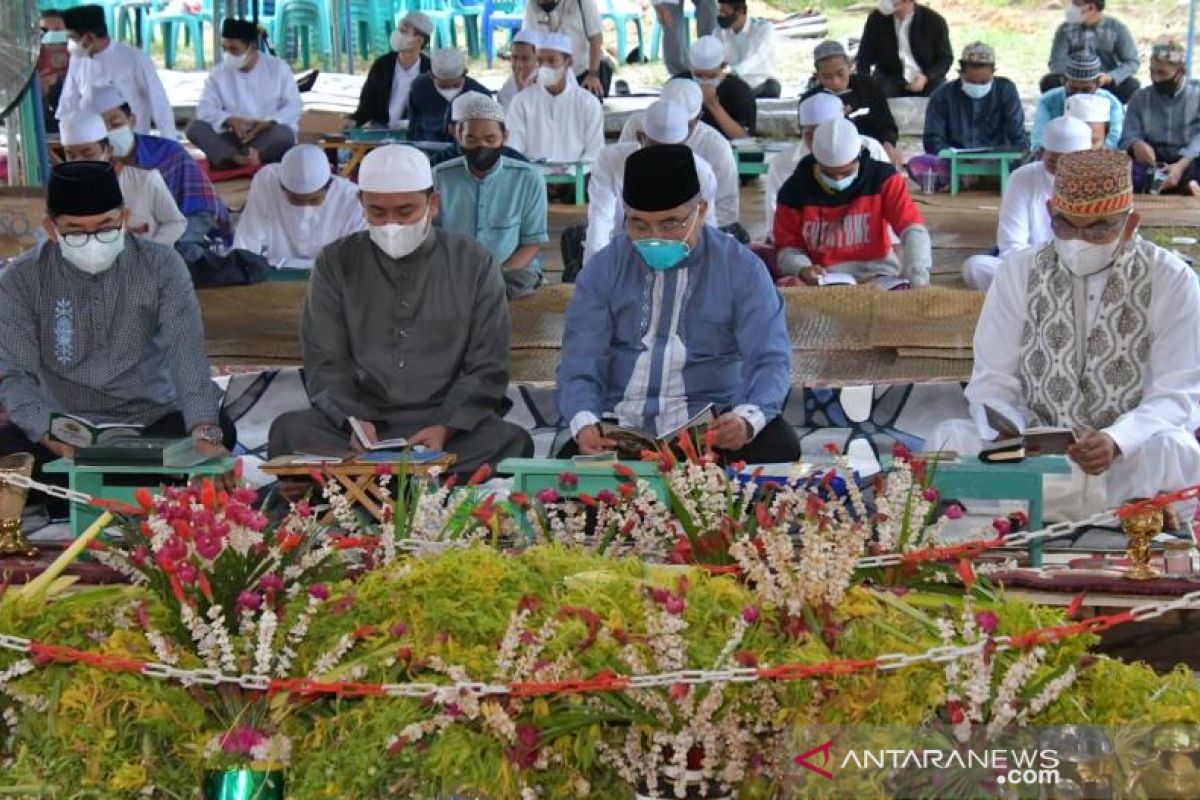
[118,165,186,246]
[966,240,1200,458]
[583,142,719,263]
[232,166,365,269]
[618,118,739,227]
[195,53,303,133]
[763,134,890,233]
[717,18,778,90]
[995,161,1054,257]
[506,81,605,163]
[58,41,176,137]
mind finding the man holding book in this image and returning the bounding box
[0,162,234,499]
[557,144,797,464]
[931,150,1200,520]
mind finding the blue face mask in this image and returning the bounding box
[961,80,993,100]
[818,170,858,193]
[634,238,692,271]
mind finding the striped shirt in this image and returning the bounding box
[0,236,221,441]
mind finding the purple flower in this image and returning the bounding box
[259,574,285,594]
[922,488,939,503]
[309,584,330,601]
[557,471,579,488]
[944,504,965,520]
[741,606,761,624]
[664,596,686,616]
[194,535,222,561]
[176,562,198,585]
[236,591,263,613]
[595,490,617,505]
[535,487,560,504]
[129,546,149,568]
[220,726,268,755]
[974,610,1000,635]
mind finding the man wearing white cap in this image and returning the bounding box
[687,36,755,141]
[60,110,186,247]
[775,118,931,287]
[524,0,608,97]
[405,48,491,143]
[349,11,434,128]
[618,78,739,228]
[433,95,547,299]
[1030,52,1124,152]
[585,100,720,263]
[1066,92,1117,151]
[232,144,365,270]
[962,117,1094,291]
[268,144,532,472]
[186,19,302,169]
[507,33,604,163]
[498,29,540,108]
[764,92,891,234]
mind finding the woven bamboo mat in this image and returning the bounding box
[510,284,573,348]
[783,286,982,351]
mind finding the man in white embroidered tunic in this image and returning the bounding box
[932,150,1200,521]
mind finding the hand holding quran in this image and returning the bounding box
[979,405,1081,464]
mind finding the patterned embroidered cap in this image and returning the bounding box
[1065,51,1102,81]
[1051,150,1133,217]
[1151,38,1186,65]
[959,41,995,67]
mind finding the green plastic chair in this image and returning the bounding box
[348,0,392,61]
[391,0,456,53]
[602,0,643,63]
[272,0,333,69]
[142,0,214,69]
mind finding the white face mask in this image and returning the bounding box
[58,229,125,275]
[67,38,88,58]
[536,65,564,87]
[436,86,462,103]
[391,31,417,52]
[369,215,429,260]
[877,0,896,15]
[697,77,721,88]
[1065,3,1085,24]
[1054,236,1122,277]
[107,125,135,158]
[223,50,249,70]
[961,81,993,100]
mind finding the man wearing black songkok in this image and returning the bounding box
[556,145,798,464]
[0,162,235,512]
[185,18,302,169]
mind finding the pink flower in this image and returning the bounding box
[388,621,407,637]
[595,490,617,505]
[557,471,578,488]
[309,584,330,602]
[823,442,841,455]
[294,501,312,518]
[974,610,1000,635]
[176,562,198,585]
[259,575,285,594]
[944,504,964,520]
[236,591,263,613]
[519,631,537,645]
[194,536,222,561]
[891,442,911,460]
[220,726,268,755]
[129,546,149,568]
[664,596,685,616]
[741,606,761,624]
[922,488,939,503]
[992,517,1012,536]
[535,487,560,504]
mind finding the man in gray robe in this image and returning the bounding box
[268,144,532,473]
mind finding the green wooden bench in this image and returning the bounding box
[45,456,236,538]
[926,455,1072,567]
[733,142,771,177]
[937,148,1026,196]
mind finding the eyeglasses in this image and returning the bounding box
[58,226,123,248]
[1050,212,1130,243]
[625,207,697,238]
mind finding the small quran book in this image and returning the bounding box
[348,417,409,451]
[598,405,716,459]
[49,413,144,448]
[980,406,1078,463]
[75,437,206,468]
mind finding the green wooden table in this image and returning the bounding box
[733,142,771,177]
[45,456,235,538]
[925,455,1072,567]
[498,457,666,501]
[937,148,1026,196]
[539,161,590,206]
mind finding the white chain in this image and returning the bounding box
[0,470,95,508]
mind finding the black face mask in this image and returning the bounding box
[1153,75,1182,96]
[538,0,558,12]
[716,13,736,29]
[464,146,503,173]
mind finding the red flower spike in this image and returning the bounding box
[756,503,771,530]
[197,571,214,603]
[669,682,690,701]
[734,650,759,667]
[200,480,215,510]
[135,488,154,512]
[613,463,637,480]
[509,492,530,508]
[84,539,106,551]
[677,430,700,463]
[704,425,717,453]
[467,463,493,486]
[169,574,187,604]
[956,559,977,591]
[353,625,378,640]
[373,464,394,476]
[675,575,689,596]
[992,518,1012,536]
[576,492,597,507]
[233,458,244,482]
[823,442,840,455]
[557,471,578,488]
[1065,593,1087,620]
[891,442,911,460]
[305,468,326,486]
[618,483,637,500]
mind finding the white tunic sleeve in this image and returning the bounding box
[136,49,177,138]
[963,250,1033,438]
[231,170,274,258]
[195,71,229,130]
[145,169,187,245]
[583,148,621,262]
[272,60,304,131]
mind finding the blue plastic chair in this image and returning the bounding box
[272,0,333,69]
[348,0,391,61]
[480,0,524,67]
[142,0,214,69]
[602,0,643,63]
[649,5,695,62]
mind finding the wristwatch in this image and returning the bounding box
[191,424,224,446]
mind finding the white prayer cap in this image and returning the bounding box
[358,144,432,193]
[279,144,331,195]
[512,28,540,48]
[661,78,703,120]
[689,36,725,71]
[60,110,108,146]
[812,118,861,168]
[457,93,505,124]
[798,92,844,127]
[88,84,126,114]
[400,11,435,38]
[538,32,573,56]
[431,48,466,79]
[642,100,689,144]
[1065,94,1109,124]
[1042,116,1092,154]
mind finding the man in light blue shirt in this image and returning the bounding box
[1031,51,1123,151]
[432,94,547,299]
[557,144,796,464]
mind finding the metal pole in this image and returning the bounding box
[345,0,355,74]
[27,72,48,187]
[330,0,343,73]
[1188,0,1198,78]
